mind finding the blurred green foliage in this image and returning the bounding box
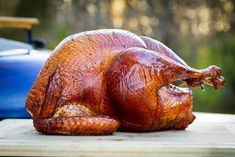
[193,34,235,113]
[0,0,234,113]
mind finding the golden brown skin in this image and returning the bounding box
[25,29,225,135]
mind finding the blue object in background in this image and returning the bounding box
[0,38,33,51]
[0,40,50,118]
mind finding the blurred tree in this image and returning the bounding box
[0,0,234,113]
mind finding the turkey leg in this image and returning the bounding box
[141,36,225,89]
[105,47,224,131]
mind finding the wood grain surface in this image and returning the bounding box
[0,112,235,157]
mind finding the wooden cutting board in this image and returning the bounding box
[0,112,235,157]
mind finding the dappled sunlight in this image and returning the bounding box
[111,0,126,28]
[0,0,234,113]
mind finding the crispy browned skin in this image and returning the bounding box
[26,29,225,135]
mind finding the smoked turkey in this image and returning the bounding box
[25,29,225,135]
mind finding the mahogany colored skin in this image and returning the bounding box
[26,29,225,135]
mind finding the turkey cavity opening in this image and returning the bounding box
[158,79,192,103]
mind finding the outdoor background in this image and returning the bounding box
[0,0,235,113]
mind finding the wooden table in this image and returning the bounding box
[0,112,235,157]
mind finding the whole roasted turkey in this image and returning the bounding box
[26,29,224,135]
